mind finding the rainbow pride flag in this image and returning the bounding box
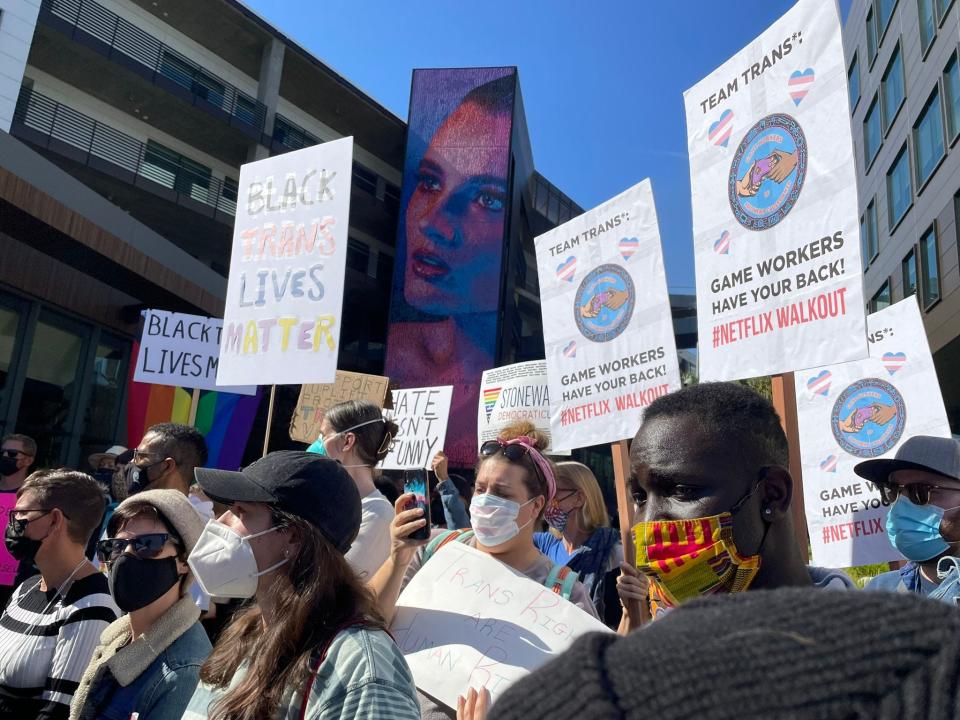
[483,387,502,421]
[126,342,263,470]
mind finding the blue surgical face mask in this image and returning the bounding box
[307,418,384,461]
[886,495,951,562]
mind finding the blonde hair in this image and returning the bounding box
[552,461,609,536]
[477,421,556,519]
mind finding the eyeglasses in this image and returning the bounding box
[878,482,959,506]
[7,508,54,532]
[132,451,164,464]
[1,449,25,459]
[552,489,578,504]
[96,533,180,563]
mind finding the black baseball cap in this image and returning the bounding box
[195,451,361,553]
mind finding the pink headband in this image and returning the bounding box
[501,436,556,502]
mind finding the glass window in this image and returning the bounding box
[881,46,905,132]
[864,95,883,167]
[936,0,955,20]
[870,280,892,312]
[867,8,878,62]
[919,0,937,50]
[0,303,23,437]
[913,88,945,186]
[919,225,941,307]
[878,0,897,36]
[15,315,84,467]
[902,248,917,296]
[346,238,370,275]
[848,54,861,111]
[141,140,212,203]
[376,251,394,283]
[78,336,127,468]
[944,55,960,141]
[886,144,912,229]
[352,164,377,195]
[862,199,879,261]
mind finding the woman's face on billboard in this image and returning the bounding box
[403,98,511,315]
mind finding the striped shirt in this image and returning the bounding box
[183,626,420,720]
[0,572,119,720]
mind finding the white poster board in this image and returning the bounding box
[381,386,453,470]
[216,137,353,386]
[535,179,680,451]
[684,0,867,381]
[391,542,611,708]
[133,310,256,395]
[796,298,951,568]
[477,361,568,455]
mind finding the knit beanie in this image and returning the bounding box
[490,587,960,720]
[109,489,207,582]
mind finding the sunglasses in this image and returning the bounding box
[878,482,958,506]
[7,508,56,533]
[1,449,25,459]
[479,439,546,489]
[96,533,180,563]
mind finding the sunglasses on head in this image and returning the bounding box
[96,533,179,563]
[878,482,956,506]
[479,440,534,463]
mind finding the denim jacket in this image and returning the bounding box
[70,593,212,720]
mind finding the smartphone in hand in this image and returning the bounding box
[403,469,431,540]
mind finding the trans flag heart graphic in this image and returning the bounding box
[807,370,832,397]
[788,68,815,105]
[563,341,577,358]
[556,256,577,283]
[708,109,733,148]
[713,231,730,255]
[619,237,639,260]
[820,455,838,473]
[881,352,907,376]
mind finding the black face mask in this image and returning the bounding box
[0,456,19,477]
[108,554,181,612]
[92,469,114,492]
[126,461,162,496]
[4,513,50,563]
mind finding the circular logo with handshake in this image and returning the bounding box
[574,264,635,343]
[728,113,807,231]
[831,378,907,458]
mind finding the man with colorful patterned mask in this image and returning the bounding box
[617,382,852,628]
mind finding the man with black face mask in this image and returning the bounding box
[125,424,207,497]
[616,382,853,630]
[0,434,36,493]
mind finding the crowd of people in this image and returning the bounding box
[0,384,958,719]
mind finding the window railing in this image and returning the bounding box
[13,86,238,216]
[40,0,266,132]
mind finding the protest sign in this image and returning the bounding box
[381,386,453,470]
[133,310,256,395]
[796,298,951,568]
[0,493,18,585]
[288,371,391,443]
[216,137,353,386]
[534,180,680,451]
[684,0,867,381]
[392,541,610,708]
[477,361,568,455]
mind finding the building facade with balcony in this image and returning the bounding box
[0,0,698,469]
[844,0,960,433]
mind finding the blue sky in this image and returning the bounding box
[245,1,853,293]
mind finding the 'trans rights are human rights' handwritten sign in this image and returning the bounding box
[217,137,353,387]
[391,542,610,709]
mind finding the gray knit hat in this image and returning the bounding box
[109,489,206,556]
[490,587,960,720]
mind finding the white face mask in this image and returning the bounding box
[470,494,536,547]
[318,417,385,467]
[187,520,288,599]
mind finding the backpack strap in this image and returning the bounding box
[422,529,475,564]
[545,562,579,600]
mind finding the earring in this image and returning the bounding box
[763,507,774,517]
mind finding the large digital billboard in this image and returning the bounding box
[384,67,516,467]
